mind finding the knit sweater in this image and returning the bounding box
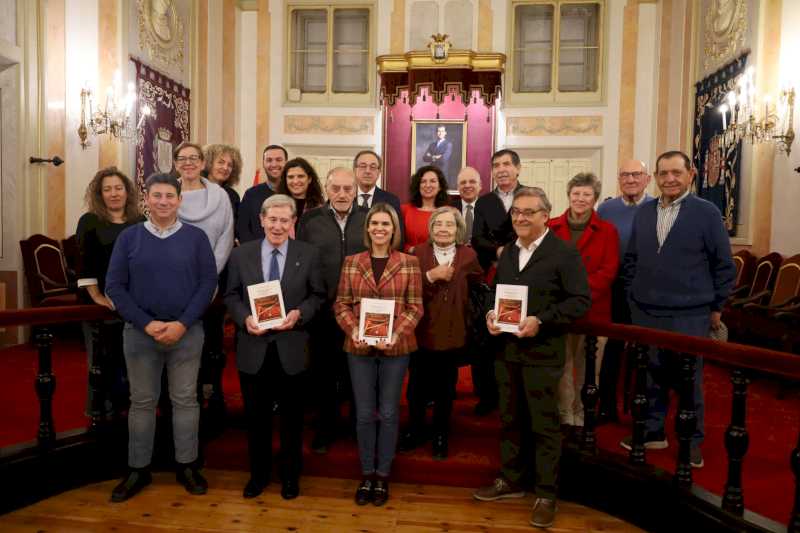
[178,177,234,273]
[597,194,652,260]
[105,223,218,331]
[622,195,736,314]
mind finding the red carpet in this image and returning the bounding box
[1,337,796,524]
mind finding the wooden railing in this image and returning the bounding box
[1,306,799,531]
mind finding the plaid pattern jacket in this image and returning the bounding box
[334,250,424,356]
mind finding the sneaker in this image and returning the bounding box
[690,446,704,468]
[176,465,208,495]
[530,497,557,528]
[473,477,525,501]
[619,434,668,451]
[110,469,152,502]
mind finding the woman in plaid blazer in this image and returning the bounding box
[334,203,423,507]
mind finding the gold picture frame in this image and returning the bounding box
[411,120,468,191]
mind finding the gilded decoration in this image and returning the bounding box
[703,0,746,71]
[507,116,603,137]
[284,116,374,135]
[137,0,185,72]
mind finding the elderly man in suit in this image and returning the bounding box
[353,150,405,248]
[224,194,325,500]
[451,166,482,240]
[473,187,590,529]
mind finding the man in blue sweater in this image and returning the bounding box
[596,159,652,422]
[106,173,218,502]
[619,151,735,469]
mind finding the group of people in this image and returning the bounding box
[74,140,735,529]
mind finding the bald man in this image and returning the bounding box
[595,159,653,422]
[451,167,482,239]
[296,168,368,453]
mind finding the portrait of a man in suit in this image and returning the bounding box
[413,121,466,190]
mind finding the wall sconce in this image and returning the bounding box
[77,70,153,149]
[717,67,796,156]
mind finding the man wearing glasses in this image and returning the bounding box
[352,150,404,247]
[473,186,590,528]
[595,160,652,422]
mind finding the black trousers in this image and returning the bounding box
[471,337,498,406]
[239,343,305,482]
[309,311,353,436]
[407,348,461,435]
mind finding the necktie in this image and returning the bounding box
[465,204,474,238]
[268,249,281,281]
[360,193,370,208]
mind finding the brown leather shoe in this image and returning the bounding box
[472,477,525,501]
[530,497,557,528]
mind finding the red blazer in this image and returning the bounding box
[334,250,424,356]
[548,209,619,322]
[414,242,484,351]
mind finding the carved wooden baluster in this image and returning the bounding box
[722,369,749,514]
[34,328,56,449]
[790,427,800,532]
[581,334,599,452]
[88,321,105,432]
[675,353,697,488]
[629,342,648,465]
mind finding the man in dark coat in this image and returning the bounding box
[237,144,287,242]
[472,186,590,529]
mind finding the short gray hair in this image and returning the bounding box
[325,166,357,186]
[261,194,297,217]
[567,172,602,200]
[513,186,552,213]
[427,206,468,245]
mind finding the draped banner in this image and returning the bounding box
[692,52,748,236]
[132,56,190,212]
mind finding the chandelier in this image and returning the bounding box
[77,70,152,149]
[717,67,795,156]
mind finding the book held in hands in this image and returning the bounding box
[358,298,395,346]
[494,284,528,333]
[248,280,286,330]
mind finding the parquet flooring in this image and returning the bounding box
[0,470,645,532]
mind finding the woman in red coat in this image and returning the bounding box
[334,203,423,507]
[399,207,483,459]
[400,165,450,253]
[548,172,619,430]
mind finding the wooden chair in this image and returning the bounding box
[726,252,783,306]
[732,250,756,292]
[60,234,80,286]
[19,234,79,308]
[742,254,800,313]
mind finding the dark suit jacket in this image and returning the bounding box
[423,139,453,173]
[224,238,325,375]
[237,182,274,243]
[472,185,522,269]
[493,230,591,367]
[371,187,405,249]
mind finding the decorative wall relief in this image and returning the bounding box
[136,0,186,74]
[284,116,374,135]
[507,116,603,137]
[703,0,747,71]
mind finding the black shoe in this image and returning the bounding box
[372,478,389,506]
[176,465,208,495]
[355,478,373,506]
[311,432,332,455]
[281,478,300,500]
[473,401,497,417]
[111,469,152,502]
[243,477,268,499]
[432,433,448,460]
[398,430,423,453]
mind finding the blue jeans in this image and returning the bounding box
[347,353,409,477]
[123,323,204,468]
[630,302,708,447]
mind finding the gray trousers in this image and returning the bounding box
[123,323,204,468]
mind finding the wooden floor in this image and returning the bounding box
[0,470,645,532]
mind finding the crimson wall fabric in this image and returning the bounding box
[132,57,191,212]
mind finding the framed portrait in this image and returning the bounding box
[411,120,467,191]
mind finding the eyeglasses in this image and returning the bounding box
[619,171,645,179]
[510,207,545,218]
[356,163,380,171]
[176,155,201,164]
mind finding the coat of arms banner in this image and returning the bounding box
[132,56,190,208]
[692,52,749,236]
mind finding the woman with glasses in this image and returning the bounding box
[334,203,423,507]
[400,165,450,254]
[399,207,483,459]
[547,173,619,433]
